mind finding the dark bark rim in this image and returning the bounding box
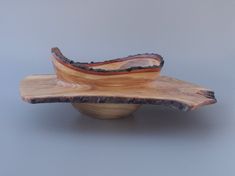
[51,47,164,73]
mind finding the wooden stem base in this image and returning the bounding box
[72,103,141,119]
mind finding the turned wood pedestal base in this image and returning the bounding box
[72,103,141,119]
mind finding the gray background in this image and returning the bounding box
[0,0,235,175]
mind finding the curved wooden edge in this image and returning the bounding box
[51,47,164,74]
[20,75,217,112]
[24,96,193,111]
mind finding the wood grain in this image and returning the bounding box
[20,75,216,111]
[51,48,164,86]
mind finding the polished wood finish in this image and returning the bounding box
[51,48,164,87]
[20,75,216,112]
[20,48,216,119]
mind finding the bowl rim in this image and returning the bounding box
[51,47,164,75]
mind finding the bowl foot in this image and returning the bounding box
[72,103,141,119]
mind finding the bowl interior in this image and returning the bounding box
[88,57,162,71]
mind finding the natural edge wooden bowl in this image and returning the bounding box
[19,48,216,120]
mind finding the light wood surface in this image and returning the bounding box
[20,75,216,112]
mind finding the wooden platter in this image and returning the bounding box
[20,75,216,119]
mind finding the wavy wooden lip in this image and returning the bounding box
[51,47,164,75]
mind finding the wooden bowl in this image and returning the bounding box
[19,48,216,120]
[51,48,164,87]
